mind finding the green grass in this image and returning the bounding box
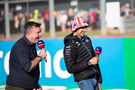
[0,29,135,41]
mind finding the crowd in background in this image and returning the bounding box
[0,8,101,34]
[120,3,135,17]
[0,3,135,35]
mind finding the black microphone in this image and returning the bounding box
[94,46,102,57]
[37,40,47,62]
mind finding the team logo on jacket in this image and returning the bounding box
[85,39,89,42]
[76,42,80,46]
[65,46,71,55]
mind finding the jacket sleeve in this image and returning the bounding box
[63,42,90,74]
[96,64,102,83]
[89,37,102,83]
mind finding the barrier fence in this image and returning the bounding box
[0,37,135,90]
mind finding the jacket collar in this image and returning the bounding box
[22,36,35,46]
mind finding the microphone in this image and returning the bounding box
[37,40,45,49]
[37,40,47,62]
[94,46,102,57]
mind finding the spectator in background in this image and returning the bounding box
[29,9,40,22]
[38,15,45,34]
[5,21,47,90]
[120,3,131,17]
[14,14,20,31]
[66,8,74,31]
[44,9,50,32]
[89,8,97,30]
[95,8,101,29]
[56,10,68,32]
[28,12,34,21]
[0,11,5,34]
[19,12,26,34]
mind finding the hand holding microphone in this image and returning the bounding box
[37,40,47,62]
[88,46,102,65]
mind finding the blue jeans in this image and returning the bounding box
[77,78,98,90]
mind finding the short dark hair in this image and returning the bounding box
[24,21,41,35]
[73,26,88,33]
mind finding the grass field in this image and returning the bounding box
[1,29,135,41]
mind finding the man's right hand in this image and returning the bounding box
[30,48,47,71]
[88,56,99,65]
[38,48,47,59]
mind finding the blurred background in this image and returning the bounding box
[0,0,135,90]
[0,0,135,40]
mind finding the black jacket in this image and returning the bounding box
[6,36,40,89]
[63,33,102,83]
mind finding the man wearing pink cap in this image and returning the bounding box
[63,17,102,90]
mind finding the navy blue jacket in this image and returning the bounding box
[6,36,40,89]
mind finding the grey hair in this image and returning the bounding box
[24,21,41,35]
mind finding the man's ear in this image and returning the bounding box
[26,30,31,35]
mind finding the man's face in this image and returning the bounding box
[76,28,86,38]
[28,26,42,43]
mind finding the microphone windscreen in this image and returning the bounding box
[95,46,102,55]
[37,40,45,49]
